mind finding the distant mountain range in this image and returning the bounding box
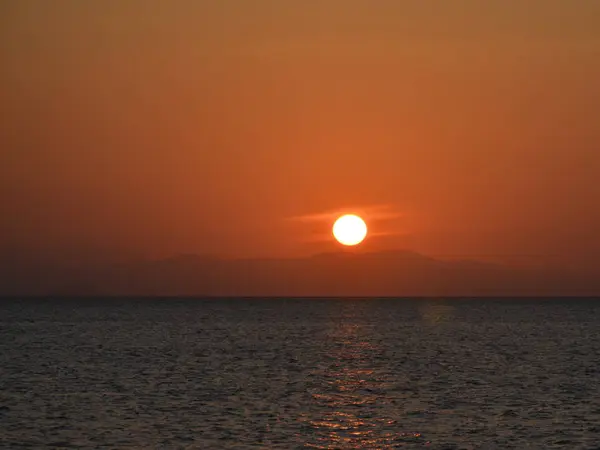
[1,250,597,297]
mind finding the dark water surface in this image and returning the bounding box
[1,298,599,449]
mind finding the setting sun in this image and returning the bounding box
[333,214,368,246]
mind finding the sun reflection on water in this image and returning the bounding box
[300,317,426,448]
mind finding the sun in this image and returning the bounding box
[333,214,368,246]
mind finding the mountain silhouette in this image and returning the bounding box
[1,249,596,297]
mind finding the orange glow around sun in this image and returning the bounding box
[333,214,368,246]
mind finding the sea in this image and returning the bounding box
[1,298,599,449]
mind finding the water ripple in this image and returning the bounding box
[0,298,599,448]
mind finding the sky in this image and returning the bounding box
[1,1,599,269]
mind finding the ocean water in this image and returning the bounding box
[1,298,599,449]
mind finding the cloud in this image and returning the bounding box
[288,204,405,223]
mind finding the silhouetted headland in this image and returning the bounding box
[1,250,597,297]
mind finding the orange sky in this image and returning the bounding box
[1,1,599,266]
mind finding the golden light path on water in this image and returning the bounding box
[295,302,458,448]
